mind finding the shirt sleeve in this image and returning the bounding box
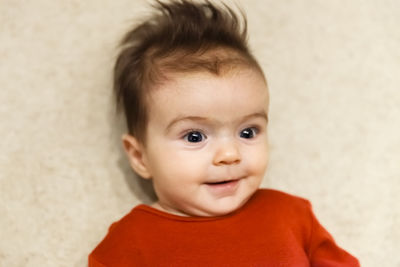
[88,254,107,267]
[306,201,360,267]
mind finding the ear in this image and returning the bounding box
[121,134,152,179]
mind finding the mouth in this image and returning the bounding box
[204,178,242,196]
[205,178,240,185]
[205,180,235,185]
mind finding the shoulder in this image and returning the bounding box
[247,188,313,224]
[89,205,151,266]
[253,188,311,208]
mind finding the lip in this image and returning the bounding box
[204,178,241,196]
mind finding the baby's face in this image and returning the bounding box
[141,68,269,217]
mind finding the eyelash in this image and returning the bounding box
[240,127,260,139]
[181,126,261,143]
[182,129,207,143]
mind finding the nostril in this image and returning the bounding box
[215,159,238,165]
[212,143,241,165]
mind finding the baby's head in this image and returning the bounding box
[115,0,269,217]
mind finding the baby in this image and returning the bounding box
[89,0,359,266]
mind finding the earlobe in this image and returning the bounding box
[121,134,152,179]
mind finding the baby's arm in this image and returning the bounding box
[88,255,107,267]
[306,202,360,266]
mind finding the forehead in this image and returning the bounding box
[150,66,267,96]
[146,68,269,125]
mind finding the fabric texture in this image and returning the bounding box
[89,189,359,266]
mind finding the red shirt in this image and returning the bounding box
[89,189,359,266]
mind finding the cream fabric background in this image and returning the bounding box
[1,0,399,266]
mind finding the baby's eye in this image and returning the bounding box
[240,127,258,139]
[183,131,206,143]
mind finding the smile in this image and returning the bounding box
[206,180,235,185]
[205,176,242,185]
[204,178,242,196]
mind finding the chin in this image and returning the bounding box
[202,199,246,217]
[211,207,239,217]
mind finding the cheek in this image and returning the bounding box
[147,147,208,182]
[244,144,269,175]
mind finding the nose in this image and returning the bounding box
[212,139,241,166]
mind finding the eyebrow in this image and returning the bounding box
[165,110,268,133]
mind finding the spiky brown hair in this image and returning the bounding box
[114,0,264,144]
